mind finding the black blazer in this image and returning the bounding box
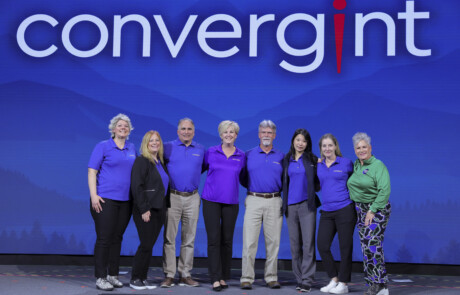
[131,156,170,214]
[282,153,321,216]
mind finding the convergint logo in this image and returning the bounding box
[16,0,430,74]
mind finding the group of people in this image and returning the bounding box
[88,114,391,295]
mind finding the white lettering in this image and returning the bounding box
[154,15,197,58]
[398,0,431,56]
[249,14,275,57]
[17,14,58,57]
[197,14,242,58]
[277,13,324,73]
[355,12,396,56]
[113,15,151,57]
[62,14,108,58]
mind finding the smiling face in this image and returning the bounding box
[354,140,372,162]
[294,134,307,154]
[148,133,161,155]
[259,127,276,147]
[177,120,195,145]
[220,126,237,145]
[321,138,337,159]
[112,119,130,139]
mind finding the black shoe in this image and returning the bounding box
[241,282,252,289]
[213,282,222,292]
[364,283,388,295]
[296,284,302,290]
[300,284,311,292]
[130,279,147,290]
[221,283,229,289]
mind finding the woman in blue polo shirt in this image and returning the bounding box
[202,120,245,291]
[281,128,320,293]
[317,134,356,294]
[88,113,137,291]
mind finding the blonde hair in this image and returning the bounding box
[218,120,240,137]
[318,133,343,158]
[108,113,134,139]
[140,130,164,165]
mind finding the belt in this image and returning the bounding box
[248,191,281,198]
[171,189,198,197]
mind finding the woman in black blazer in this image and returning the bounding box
[130,130,170,290]
[281,128,320,293]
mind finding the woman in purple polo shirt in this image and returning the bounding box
[129,130,170,290]
[202,120,245,292]
[317,133,356,294]
[281,128,320,293]
[88,113,136,291]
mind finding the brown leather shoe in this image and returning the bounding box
[267,281,281,289]
[179,277,200,287]
[160,277,175,288]
[241,282,252,289]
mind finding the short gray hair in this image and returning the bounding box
[259,120,276,133]
[352,132,371,147]
[108,113,134,139]
[177,117,195,129]
[218,120,240,136]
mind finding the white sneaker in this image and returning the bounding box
[96,278,114,291]
[143,280,157,290]
[329,282,349,294]
[107,275,123,288]
[320,279,338,292]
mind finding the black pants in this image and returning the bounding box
[90,198,132,278]
[131,204,166,280]
[202,199,239,283]
[317,203,357,283]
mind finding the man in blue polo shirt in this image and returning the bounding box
[240,120,284,290]
[161,118,205,288]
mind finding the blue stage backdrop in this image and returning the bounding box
[1,0,459,265]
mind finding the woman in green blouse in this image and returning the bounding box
[347,132,391,295]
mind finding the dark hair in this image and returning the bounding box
[287,128,318,163]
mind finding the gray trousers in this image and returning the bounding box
[163,192,200,278]
[241,195,283,283]
[286,200,317,286]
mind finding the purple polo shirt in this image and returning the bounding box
[246,146,284,193]
[287,155,308,205]
[317,156,353,211]
[202,145,246,204]
[164,139,205,192]
[88,138,137,201]
[156,162,170,197]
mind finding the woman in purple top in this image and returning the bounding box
[317,134,356,294]
[281,128,320,293]
[88,114,136,291]
[129,130,170,290]
[202,120,245,291]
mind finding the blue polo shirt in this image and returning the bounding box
[88,138,137,201]
[317,156,353,211]
[202,145,246,204]
[157,162,170,196]
[287,155,308,205]
[245,146,284,193]
[164,139,205,192]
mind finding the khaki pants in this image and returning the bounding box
[240,195,283,283]
[163,192,200,278]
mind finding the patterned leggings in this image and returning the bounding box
[355,202,391,285]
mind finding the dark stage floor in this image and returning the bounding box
[1,265,459,295]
